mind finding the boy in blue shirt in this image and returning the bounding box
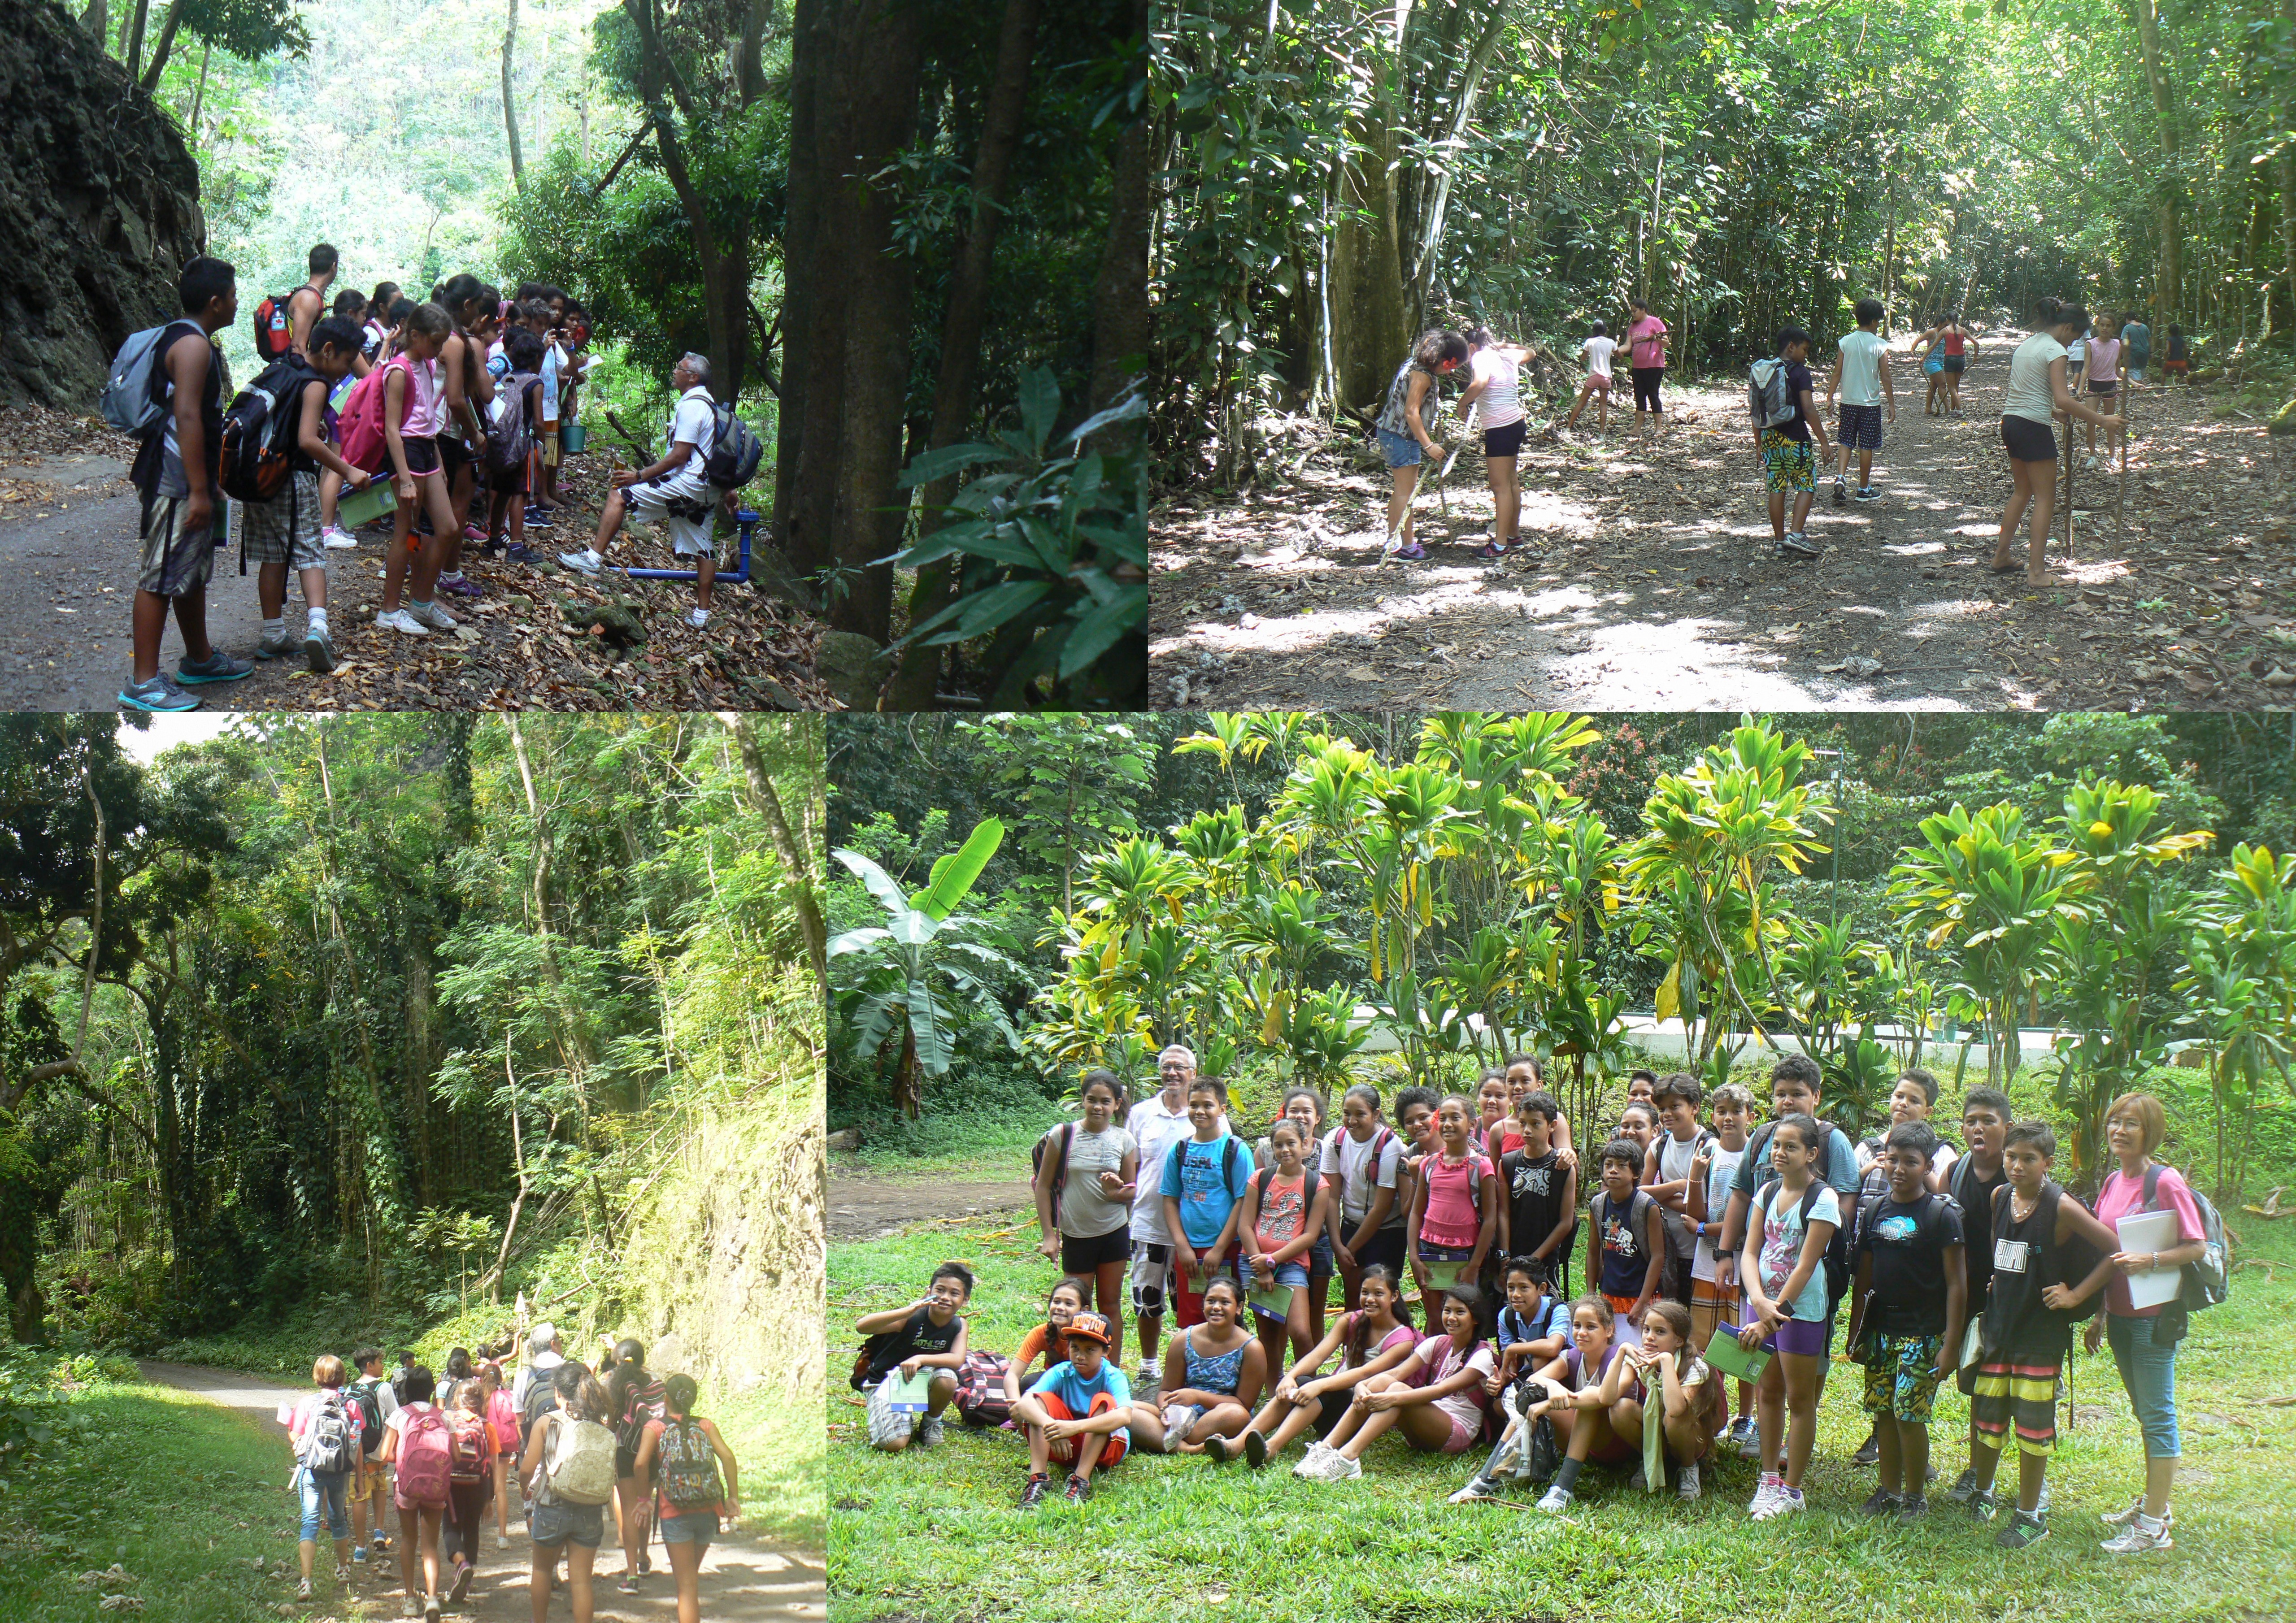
[1013,1312,1131,1506]
[1160,1077,1253,1331]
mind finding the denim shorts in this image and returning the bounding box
[659,1509,718,1549]
[2107,1313,2180,1458]
[297,1466,352,1542]
[1376,427,1422,469]
[529,1498,604,1550]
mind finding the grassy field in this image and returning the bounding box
[0,1361,317,1623]
[828,1198,2296,1623]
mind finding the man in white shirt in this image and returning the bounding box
[1825,297,1895,502]
[1124,1044,1228,1387]
[559,352,725,628]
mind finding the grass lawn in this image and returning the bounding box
[0,1363,320,1623]
[828,1208,2296,1623]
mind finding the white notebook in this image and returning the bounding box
[2115,1209,2183,1309]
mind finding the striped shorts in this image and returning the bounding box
[1969,1356,2059,1456]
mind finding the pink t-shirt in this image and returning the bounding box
[1344,1316,1419,1370]
[1254,1169,1307,1255]
[2087,336,2122,382]
[1405,1332,1495,1431]
[2094,1164,2203,1319]
[1626,315,1668,369]
[1418,1149,1492,1250]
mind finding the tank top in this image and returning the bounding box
[1980,1181,2076,1363]
[1468,349,1523,429]
[391,354,443,438]
[2087,336,2121,382]
[1374,357,1444,438]
[1943,328,1966,357]
[1181,1328,1248,1397]
[1418,1150,1490,1250]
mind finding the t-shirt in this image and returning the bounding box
[1028,1359,1133,1446]
[351,1374,401,1453]
[1690,1141,1747,1283]
[1468,348,1524,429]
[1581,334,1616,379]
[1856,1192,1965,1336]
[1773,359,1815,443]
[2093,1165,2205,1319]
[1495,1297,1566,1357]
[658,386,717,499]
[1837,328,1887,408]
[1856,1131,1957,1184]
[1125,1093,1201,1243]
[2166,331,2187,362]
[1626,314,1668,369]
[1501,1147,1573,1262]
[2122,321,2152,361]
[2003,331,2069,425]
[361,320,391,364]
[862,1306,964,1385]
[1161,1133,1253,1250]
[1009,1320,1072,1380]
[1405,1333,1495,1432]
[1322,1126,1405,1230]
[1418,1149,1492,1250]
[1049,1123,1135,1240]
[1751,1181,1841,1323]
[1652,1130,1709,1262]
[1596,1189,1658,1298]
[1731,1119,1862,1205]
[1254,1169,1308,1254]
[2087,336,2122,382]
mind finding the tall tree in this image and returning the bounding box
[502,0,526,191]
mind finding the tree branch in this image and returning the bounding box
[591,115,656,196]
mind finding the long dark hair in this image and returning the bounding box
[1344,1264,1415,1363]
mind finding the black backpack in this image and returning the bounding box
[1993,1183,2109,1330]
[220,358,320,504]
[1032,1123,1078,1211]
[700,401,762,490]
[522,1372,564,1435]
[1754,1176,1857,1317]
[1254,1160,1321,1231]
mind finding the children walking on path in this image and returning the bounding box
[1826,299,1895,503]
[1624,299,1669,446]
[1748,325,1834,559]
[1993,301,2116,587]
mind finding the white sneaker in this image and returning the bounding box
[1749,1473,1783,1517]
[1292,1441,1330,1479]
[322,525,359,549]
[1136,1359,1158,1389]
[685,607,710,629]
[1448,1475,1501,1504]
[2100,1512,2173,1553]
[297,1578,313,1601]
[557,549,603,575]
[1161,1404,1200,1451]
[2100,1493,2174,1528]
[377,608,430,637]
[406,600,458,632]
[1535,1485,1572,1513]
[402,1597,421,1617]
[1324,1450,1362,1482]
[1678,1461,1702,1500]
[1770,1486,1807,1519]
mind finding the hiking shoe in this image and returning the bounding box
[118,674,199,712]
[255,630,299,660]
[1734,1417,1762,1459]
[1449,1475,1501,1504]
[1967,1490,1999,1523]
[1996,1510,2050,1550]
[1831,477,1848,504]
[1896,1494,1930,1526]
[557,548,603,575]
[1535,1484,1572,1513]
[506,543,539,564]
[304,628,338,674]
[177,651,253,685]
[1063,1473,1091,1504]
[2100,1512,2173,1554]
[1243,1430,1268,1470]
[523,505,554,529]
[916,1415,944,1449]
[1389,541,1426,561]
[1677,1461,1701,1501]
[1861,1487,1901,1518]
[1475,542,1507,559]
[1779,531,1820,557]
[1204,1435,1231,1464]
[1947,1467,1982,1503]
[1855,486,1880,501]
[377,608,430,636]
[1019,1472,1049,1508]
[322,525,359,550]
[1852,1428,1881,1467]
[297,1578,313,1601]
[406,600,459,632]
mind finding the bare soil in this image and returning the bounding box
[826,1167,1036,1241]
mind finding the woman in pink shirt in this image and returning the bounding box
[2084,1092,2209,1554]
[1406,1095,1500,1303]
[1624,297,1670,446]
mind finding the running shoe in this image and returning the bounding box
[461,524,488,543]
[1677,1462,1701,1501]
[450,1560,473,1603]
[406,601,459,632]
[376,608,430,637]
[1391,541,1427,561]
[916,1416,944,1449]
[524,505,554,529]
[506,543,539,564]
[557,549,603,575]
[1967,1489,1999,1523]
[1535,1484,1572,1513]
[436,573,484,599]
[118,674,199,712]
[1996,1510,2050,1549]
[1832,476,1848,504]
[1852,1428,1881,1467]
[1292,1441,1332,1479]
[2100,1513,2173,1554]
[322,526,359,550]
[1019,1472,1049,1508]
[686,607,711,629]
[1475,542,1507,559]
[2101,1493,2174,1528]
[254,630,298,660]
[1448,1475,1501,1504]
[305,628,338,674]
[1063,1473,1092,1504]
[1780,531,1820,557]
[1855,485,1880,501]
[1323,1452,1362,1482]
[177,651,253,685]
[1896,1494,1930,1526]
[1946,1467,1982,1503]
[1861,1487,1900,1518]
[297,1578,313,1601]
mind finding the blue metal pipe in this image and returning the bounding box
[620,509,757,583]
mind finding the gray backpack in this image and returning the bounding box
[103,321,200,437]
[1748,357,1798,429]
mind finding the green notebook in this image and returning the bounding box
[1247,1282,1296,1322]
[1702,1324,1772,1386]
[1422,1260,1465,1295]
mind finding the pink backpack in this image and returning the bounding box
[396,1406,455,1508]
[336,356,407,473]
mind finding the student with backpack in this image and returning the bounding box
[1735,1113,1841,1520]
[380,1364,454,1621]
[1748,324,1834,559]
[115,256,256,712]
[1587,1137,1665,1349]
[520,1363,619,1623]
[283,1354,362,1601]
[604,1340,666,1592]
[1322,1083,1407,1310]
[252,244,339,364]
[1642,1072,1713,1307]
[851,1262,972,1451]
[433,276,502,599]
[485,327,548,560]
[232,315,374,676]
[2087,1092,2216,1554]
[1159,1076,1255,1332]
[1943,1086,2013,1509]
[1033,1069,1138,1368]
[557,352,741,629]
[1714,1055,1864,1366]
[441,1382,497,1600]
[630,1374,740,1623]
[1407,1095,1501,1309]
[365,302,465,638]
[986,1276,1090,1420]
[1824,298,1895,504]
[1686,1082,1756,1455]
[347,1347,400,1568]
[1846,1067,1960,1468]
[482,1360,520,1540]
[1497,1089,1578,1297]
[1235,1118,1335,1366]
[1261,1089,1336,1347]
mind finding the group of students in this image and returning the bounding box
[852,1046,2213,1558]
[281,1324,741,1623]
[109,244,744,712]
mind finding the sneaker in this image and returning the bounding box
[1677,1462,1701,1501]
[1243,1431,1268,1470]
[335,1565,352,1586]
[1832,477,1848,504]
[1020,1472,1050,1508]
[1996,1510,2050,1550]
[557,548,602,575]
[1449,1475,1501,1504]
[1734,1418,1762,1459]
[1161,1404,1200,1451]
[1325,1451,1362,1482]
[1852,1428,1881,1467]
[406,600,459,631]
[1968,1489,1999,1523]
[322,525,359,550]
[916,1415,944,1449]
[1946,1467,1982,1504]
[450,1560,473,1603]
[377,608,430,637]
[2101,1493,2174,1528]
[1780,531,1820,557]
[506,543,539,564]
[524,505,554,529]
[617,1577,639,1595]
[425,1597,441,1623]
[2100,1512,2173,1554]
[1774,1486,1807,1518]
[461,524,488,543]
[255,630,298,660]
[1475,542,1507,559]
[402,1597,421,1618]
[176,651,253,686]
[1855,485,1880,501]
[1292,1441,1332,1479]
[1391,541,1427,561]
[685,607,711,629]
[436,573,484,599]
[1749,1473,1784,1518]
[304,628,338,674]
[297,1578,313,1601]
[1063,1473,1091,1504]
[352,1547,368,1565]
[1896,1494,1930,1526]
[1861,1488,1901,1518]
[1535,1485,1572,1514]
[1136,1359,1158,1389]
[118,674,200,712]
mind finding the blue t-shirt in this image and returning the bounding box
[1160,1133,1252,1250]
[1028,1360,1134,1445]
[1495,1297,1564,1353]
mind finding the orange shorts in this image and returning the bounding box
[1035,1392,1128,1469]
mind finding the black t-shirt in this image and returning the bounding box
[1501,1149,1574,1262]
[1856,1192,1965,1336]
[1776,359,1815,443]
[863,1306,964,1385]
[1951,1157,2009,1306]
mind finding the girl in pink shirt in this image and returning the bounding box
[377,303,460,637]
[1408,1094,1500,1302]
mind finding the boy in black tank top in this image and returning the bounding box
[1944,1088,2013,1519]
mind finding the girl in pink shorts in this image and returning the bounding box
[1300,1284,1494,1479]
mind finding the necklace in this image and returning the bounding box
[2009,1188,2041,1224]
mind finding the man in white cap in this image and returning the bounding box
[511,1322,565,1421]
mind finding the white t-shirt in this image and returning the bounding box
[1689,1142,1746,1284]
[1654,1130,1705,1262]
[1836,329,1887,408]
[1051,1123,1135,1239]
[1468,348,1524,429]
[2003,332,2068,425]
[1321,1126,1405,1227]
[1581,335,1616,380]
[660,386,716,498]
[385,1400,436,1443]
[1126,1093,1228,1243]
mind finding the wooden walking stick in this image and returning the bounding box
[2061,412,2076,564]
[2118,383,2131,538]
[1433,403,1479,519]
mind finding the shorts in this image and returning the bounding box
[1689,1275,1736,1356]
[865,1369,937,1448]
[1426,1412,1479,1455]
[437,432,470,481]
[1760,429,1815,493]
[137,493,221,598]
[2000,414,2058,464]
[2087,380,2119,397]
[1943,354,1967,373]
[1969,1356,2060,1456]
[1032,1392,1128,1470]
[1376,427,1422,469]
[1061,1226,1131,1274]
[528,1498,604,1550]
[1837,402,1883,451]
[397,435,443,477]
[2126,365,2147,384]
[544,427,565,467]
[1483,419,1527,458]
[1171,1245,1238,1328]
[658,1510,717,1549]
[239,471,326,571]
[487,457,529,498]
[1129,1240,1171,1317]
[2164,358,2189,373]
[1584,371,1613,393]
[1630,366,1665,413]
[1761,1316,1830,1358]
[1352,1228,1408,1277]
[1860,1332,1944,1423]
[296,1466,352,1542]
[623,477,718,556]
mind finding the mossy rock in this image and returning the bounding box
[562,599,648,648]
[2271,398,2296,436]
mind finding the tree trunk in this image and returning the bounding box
[738,0,774,106]
[1088,0,1151,417]
[886,0,1043,710]
[187,37,210,141]
[775,0,828,565]
[2130,0,2183,321]
[1405,0,1513,321]
[1330,104,1409,409]
[502,0,526,192]
[81,0,107,46]
[135,0,180,87]
[123,0,148,74]
[722,712,827,985]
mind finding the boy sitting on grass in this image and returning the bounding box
[853,1262,972,1453]
[1013,1311,1131,1506]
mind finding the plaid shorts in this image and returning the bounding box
[1860,1331,1944,1423]
[1760,430,1815,493]
[864,1371,918,1449]
[138,492,220,598]
[239,471,326,571]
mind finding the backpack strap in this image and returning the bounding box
[2141,1162,2162,1212]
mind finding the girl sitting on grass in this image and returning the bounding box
[1239,1264,1418,1471]
[1238,1118,1336,1370]
[1130,1275,1265,1458]
[1737,1113,1840,1520]
[1457,1294,1630,1509]
[1408,1095,1501,1305]
[1608,1301,1721,1500]
[1298,1284,1496,1482]
[987,1276,1088,1418]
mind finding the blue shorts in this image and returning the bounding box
[528,1498,604,1550]
[1837,403,1883,451]
[659,1510,718,1549]
[1248,1259,1309,1321]
[1376,428,1422,469]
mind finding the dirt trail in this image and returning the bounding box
[827,1167,1036,1241]
[135,1360,825,1623]
[1151,343,2296,711]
